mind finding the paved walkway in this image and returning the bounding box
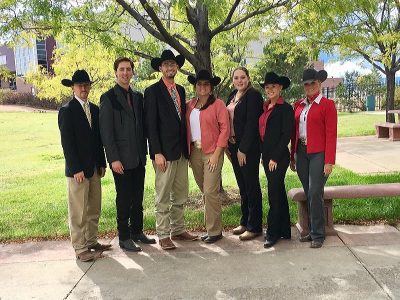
[336,135,400,174]
[1,225,400,300]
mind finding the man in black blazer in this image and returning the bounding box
[58,70,110,262]
[100,57,155,252]
[144,50,198,250]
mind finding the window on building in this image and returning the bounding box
[36,40,48,71]
[0,55,6,65]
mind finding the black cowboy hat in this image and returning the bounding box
[151,49,185,71]
[187,69,221,86]
[61,70,93,87]
[259,71,290,90]
[302,68,328,84]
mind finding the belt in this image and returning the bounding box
[299,137,307,146]
[228,136,236,144]
[191,140,202,149]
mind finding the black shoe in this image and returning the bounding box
[310,240,324,248]
[132,232,156,244]
[200,234,208,241]
[119,239,142,252]
[263,239,278,248]
[299,234,312,242]
[204,234,222,243]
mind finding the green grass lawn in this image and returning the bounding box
[338,112,385,137]
[0,111,398,241]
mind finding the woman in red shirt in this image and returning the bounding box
[290,68,337,248]
[259,72,294,248]
[186,70,230,243]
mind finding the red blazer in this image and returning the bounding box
[186,98,230,155]
[290,95,337,164]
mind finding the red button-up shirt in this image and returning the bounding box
[162,77,181,110]
[259,97,284,142]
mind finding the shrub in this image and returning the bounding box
[0,89,67,110]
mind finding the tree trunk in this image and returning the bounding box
[385,70,396,123]
[192,4,212,73]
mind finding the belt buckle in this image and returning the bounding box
[299,138,307,146]
[192,140,202,149]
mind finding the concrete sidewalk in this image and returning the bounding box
[1,225,400,300]
[336,136,400,174]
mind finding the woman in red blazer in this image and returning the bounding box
[290,68,337,248]
[186,70,230,243]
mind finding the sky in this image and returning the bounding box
[319,52,373,78]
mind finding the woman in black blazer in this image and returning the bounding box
[258,72,294,248]
[227,67,264,241]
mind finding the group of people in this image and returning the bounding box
[58,49,337,262]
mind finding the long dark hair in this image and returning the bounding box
[199,93,216,111]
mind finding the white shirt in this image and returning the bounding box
[74,94,90,109]
[190,108,201,142]
[299,94,323,140]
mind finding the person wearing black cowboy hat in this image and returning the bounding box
[144,49,198,250]
[185,70,230,243]
[58,69,110,262]
[290,68,337,248]
[258,72,294,248]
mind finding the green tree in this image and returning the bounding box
[254,36,310,103]
[1,0,291,79]
[289,0,400,122]
[26,36,117,104]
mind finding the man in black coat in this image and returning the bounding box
[58,69,110,262]
[100,57,155,252]
[144,50,198,250]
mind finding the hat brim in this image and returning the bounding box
[259,76,291,90]
[61,79,73,87]
[188,76,221,86]
[61,79,93,87]
[151,54,185,71]
[302,70,328,84]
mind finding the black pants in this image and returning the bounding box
[229,142,262,233]
[112,164,145,241]
[262,154,291,240]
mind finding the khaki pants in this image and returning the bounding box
[153,156,188,238]
[190,147,223,236]
[67,170,101,255]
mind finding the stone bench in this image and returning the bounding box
[288,183,400,236]
[375,122,400,141]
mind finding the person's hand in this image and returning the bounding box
[111,160,124,174]
[268,159,277,172]
[155,153,167,172]
[290,160,296,172]
[73,171,85,183]
[324,164,333,176]
[237,150,246,167]
[98,167,106,178]
[207,153,219,172]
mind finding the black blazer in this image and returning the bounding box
[99,85,147,170]
[261,101,294,163]
[58,97,106,178]
[144,79,188,161]
[227,87,263,154]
